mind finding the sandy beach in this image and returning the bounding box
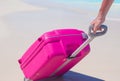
[0,0,120,81]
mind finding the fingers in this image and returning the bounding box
[92,23,101,34]
[91,21,101,33]
[93,24,99,33]
[90,18,104,33]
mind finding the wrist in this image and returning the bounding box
[98,11,106,18]
[96,14,106,21]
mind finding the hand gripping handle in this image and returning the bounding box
[89,25,108,38]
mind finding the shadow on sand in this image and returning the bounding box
[38,71,104,81]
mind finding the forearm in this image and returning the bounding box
[97,0,114,19]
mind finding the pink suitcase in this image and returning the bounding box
[18,25,107,81]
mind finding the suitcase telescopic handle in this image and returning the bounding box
[69,25,108,58]
[51,25,108,77]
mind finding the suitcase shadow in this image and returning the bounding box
[39,71,104,81]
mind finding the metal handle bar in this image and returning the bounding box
[69,25,108,58]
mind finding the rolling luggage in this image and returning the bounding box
[18,25,107,81]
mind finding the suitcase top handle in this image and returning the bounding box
[88,25,108,38]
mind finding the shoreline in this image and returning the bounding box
[21,0,120,20]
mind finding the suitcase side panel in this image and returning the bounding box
[19,38,45,69]
[18,39,41,66]
[23,41,66,80]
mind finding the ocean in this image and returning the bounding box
[54,0,120,4]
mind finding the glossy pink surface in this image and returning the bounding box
[18,29,90,81]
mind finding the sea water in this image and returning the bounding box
[54,0,120,4]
